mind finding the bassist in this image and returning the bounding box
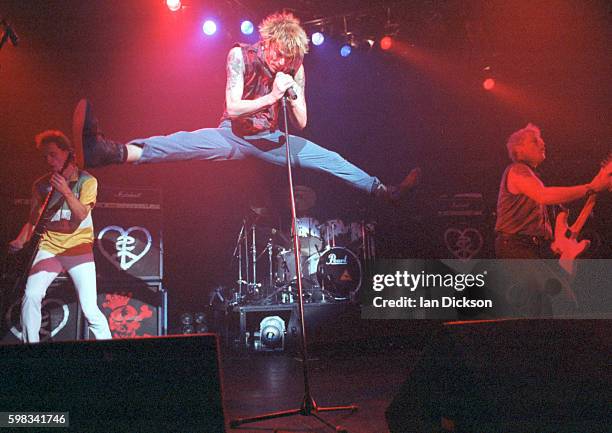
[495,123,609,259]
[9,130,111,343]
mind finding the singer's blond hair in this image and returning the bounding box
[259,12,309,59]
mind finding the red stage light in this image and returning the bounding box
[483,78,495,90]
[166,0,181,12]
[380,36,393,50]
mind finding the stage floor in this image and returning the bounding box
[220,338,425,433]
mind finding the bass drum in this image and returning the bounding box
[316,247,362,300]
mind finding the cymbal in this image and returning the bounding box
[294,185,316,210]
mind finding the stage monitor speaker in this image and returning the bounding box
[0,334,225,433]
[1,277,81,343]
[93,186,163,282]
[84,281,167,339]
[386,320,611,433]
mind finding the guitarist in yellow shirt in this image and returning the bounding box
[9,130,111,343]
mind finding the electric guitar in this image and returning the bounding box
[1,157,72,317]
[551,155,612,274]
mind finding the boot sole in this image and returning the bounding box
[72,99,88,168]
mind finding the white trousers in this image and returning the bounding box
[21,249,112,343]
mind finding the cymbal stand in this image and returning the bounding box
[251,224,258,297]
[231,219,246,304]
[255,239,274,298]
[230,96,357,432]
[267,238,273,296]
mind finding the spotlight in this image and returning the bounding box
[202,20,217,36]
[380,36,393,51]
[483,78,495,90]
[194,311,207,324]
[311,32,325,46]
[340,44,352,57]
[166,0,181,12]
[254,316,286,351]
[241,20,254,35]
[183,324,195,334]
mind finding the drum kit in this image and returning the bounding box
[231,186,375,306]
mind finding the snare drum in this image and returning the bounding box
[275,249,297,283]
[316,247,362,300]
[275,249,320,285]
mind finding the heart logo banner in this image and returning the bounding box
[444,227,484,261]
[97,225,152,271]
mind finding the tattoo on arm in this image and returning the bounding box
[226,48,244,93]
[294,66,305,92]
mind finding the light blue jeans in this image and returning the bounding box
[130,120,380,194]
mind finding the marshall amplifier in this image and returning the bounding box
[83,281,168,339]
[93,186,163,282]
[433,193,494,260]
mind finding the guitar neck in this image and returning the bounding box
[569,193,597,238]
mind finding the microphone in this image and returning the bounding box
[284,67,297,100]
[285,86,298,100]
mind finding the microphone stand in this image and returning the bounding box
[230,95,358,432]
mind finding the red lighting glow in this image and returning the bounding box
[483,78,495,90]
[380,36,393,51]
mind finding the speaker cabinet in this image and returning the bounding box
[0,334,226,432]
[386,320,611,433]
[93,186,163,282]
[84,281,167,339]
[1,277,81,343]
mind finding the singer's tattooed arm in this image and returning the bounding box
[225,47,277,118]
[288,64,307,129]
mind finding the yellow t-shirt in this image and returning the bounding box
[31,171,97,255]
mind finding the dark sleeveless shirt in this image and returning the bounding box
[495,162,552,238]
[220,42,302,136]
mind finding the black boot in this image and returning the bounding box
[72,99,126,168]
[374,167,422,202]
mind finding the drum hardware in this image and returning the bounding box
[232,214,281,303]
[231,219,247,301]
[320,219,348,249]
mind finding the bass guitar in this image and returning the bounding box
[0,156,72,325]
[551,155,612,274]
